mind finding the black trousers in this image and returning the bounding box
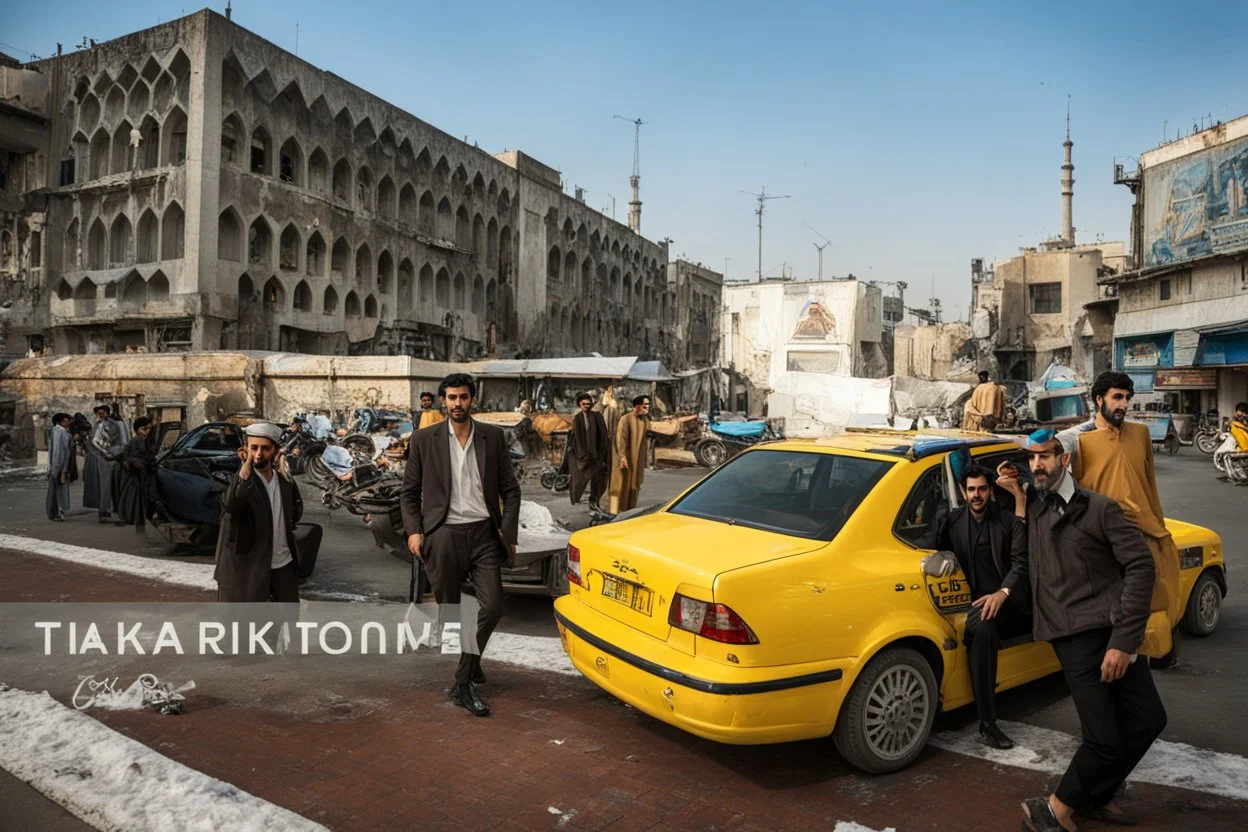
[1051,627,1167,810]
[424,520,505,685]
[964,602,1029,723]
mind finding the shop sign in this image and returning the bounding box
[1122,340,1161,369]
[1154,368,1218,389]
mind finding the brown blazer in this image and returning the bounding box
[400,418,521,545]
[213,469,303,602]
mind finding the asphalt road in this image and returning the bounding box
[0,447,1243,759]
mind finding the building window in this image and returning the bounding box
[1159,278,1171,301]
[31,230,41,267]
[60,159,75,187]
[1029,282,1062,315]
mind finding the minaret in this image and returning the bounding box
[628,174,641,234]
[1061,97,1074,245]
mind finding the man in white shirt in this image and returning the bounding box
[401,373,522,717]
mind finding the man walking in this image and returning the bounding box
[609,394,652,514]
[1019,429,1164,832]
[83,404,126,524]
[963,370,1006,431]
[401,373,521,717]
[46,412,74,521]
[934,464,1029,750]
[1060,371,1182,664]
[213,423,305,604]
[417,390,445,430]
[567,392,609,512]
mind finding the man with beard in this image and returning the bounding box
[1019,429,1163,832]
[567,392,609,512]
[83,404,126,524]
[1059,371,1182,665]
[934,465,1029,750]
[609,395,652,513]
[401,373,521,717]
[417,390,445,430]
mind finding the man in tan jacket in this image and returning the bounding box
[963,370,1006,431]
[609,395,652,513]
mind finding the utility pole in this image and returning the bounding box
[614,115,644,233]
[742,188,791,282]
[813,243,829,282]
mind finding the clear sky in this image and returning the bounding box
[8,1,1247,318]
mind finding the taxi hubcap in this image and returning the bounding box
[1199,582,1220,629]
[864,665,929,760]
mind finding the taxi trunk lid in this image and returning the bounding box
[573,511,823,641]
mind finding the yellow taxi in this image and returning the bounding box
[552,432,1225,773]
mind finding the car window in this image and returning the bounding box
[668,449,892,541]
[894,463,950,549]
[182,425,241,454]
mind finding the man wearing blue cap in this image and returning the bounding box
[1019,429,1166,832]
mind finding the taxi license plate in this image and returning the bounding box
[600,574,653,616]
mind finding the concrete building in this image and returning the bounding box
[666,259,722,367]
[0,10,694,365]
[1105,112,1248,416]
[893,322,974,381]
[721,277,887,397]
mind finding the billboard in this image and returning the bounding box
[1144,132,1248,266]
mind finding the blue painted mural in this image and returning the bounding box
[1145,132,1248,265]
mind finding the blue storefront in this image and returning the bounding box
[1114,332,1174,394]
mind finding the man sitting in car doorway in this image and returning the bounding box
[935,464,1031,749]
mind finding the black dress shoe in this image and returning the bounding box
[449,682,490,716]
[1021,797,1062,831]
[979,721,1016,750]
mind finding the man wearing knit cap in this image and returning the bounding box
[213,421,305,604]
[1019,428,1165,832]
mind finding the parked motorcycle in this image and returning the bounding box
[694,419,784,469]
[1212,430,1248,483]
[1196,411,1224,456]
[281,416,328,476]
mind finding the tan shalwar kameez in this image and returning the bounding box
[963,382,1006,431]
[609,411,650,514]
[1073,418,1182,658]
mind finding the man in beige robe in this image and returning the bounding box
[964,371,1006,431]
[609,395,651,514]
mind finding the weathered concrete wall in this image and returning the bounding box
[893,322,973,380]
[260,354,466,423]
[767,373,892,437]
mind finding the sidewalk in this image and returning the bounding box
[2,546,1245,832]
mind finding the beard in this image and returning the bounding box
[1033,465,1064,494]
[1099,401,1127,427]
[253,457,272,470]
[449,408,469,422]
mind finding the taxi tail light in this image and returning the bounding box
[668,593,758,644]
[567,544,582,586]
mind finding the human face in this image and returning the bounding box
[962,476,991,517]
[137,424,153,438]
[246,437,277,469]
[1028,442,1068,493]
[420,395,434,410]
[442,387,474,423]
[577,398,593,412]
[1097,387,1133,428]
[635,398,651,416]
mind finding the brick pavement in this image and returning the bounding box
[2,547,1245,832]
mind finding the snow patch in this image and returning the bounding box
[0,533,215,590]
[518,500,571,553]
[833,824,896,832]
[930,719,1248,801]
[0,684,326,832]
[484,631,577,675]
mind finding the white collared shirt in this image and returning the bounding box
[261,470,292,570]
[1054,468,1076,509]
[446,422,490,524]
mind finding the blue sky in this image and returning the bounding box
[8,1,1247,317]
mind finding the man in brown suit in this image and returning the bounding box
[401,373,521,717]
[609,395,652,513]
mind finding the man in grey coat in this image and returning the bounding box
[1019,429,1165,832]
[83,404,126,524]
[46,412,74,521]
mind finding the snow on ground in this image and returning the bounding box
[0,684,327,832]
[485,631,576,676]
[517,500,572,553]
[0,534,215,590]
[929,718,1248,801]
[833,823,896,832]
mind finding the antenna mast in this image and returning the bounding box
[614,115,644,233]
[742,187,792,281]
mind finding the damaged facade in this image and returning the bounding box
[666,259,722,367]
[1,10,711,366]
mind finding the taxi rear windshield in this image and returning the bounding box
[668,450,892,540]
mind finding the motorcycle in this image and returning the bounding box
[341,407,413,459]
[1196,411,1224,456]
[1212,430,1248,483]
[280,417,328,476]
[694,419,784,469]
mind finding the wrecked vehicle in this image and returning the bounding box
[150,421,243,546]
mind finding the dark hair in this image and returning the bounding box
[1091,371,1134,403]
[1237,402,1248,413]
[133,416,153,431]
[438,373,477,399]
[632,394,650,407]
[958,464,994,489]
[977,370,990,382]
[576,392,593,405]
[93,403,111,416]
[419,391,435,400]
[52,412,71,426]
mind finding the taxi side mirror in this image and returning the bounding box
[921,550,959,578]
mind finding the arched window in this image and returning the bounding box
[472,276,484,315]
[137,210,158,263]
[332,158,351,203]
[455,206,470,249]
[110,119,133,173]
[306,232,326,277]
[308,147,329,193]
[248,217,272,265]
[221,113,244,165]
[345,290,361,317]
[250,126,271,175]
[453,272,466,310]
[331,236,350,277]
[378,250,394,295]
[279,137,303,185]
[163,107,188,166]
[377,176,396,220]
[120,271,146,309]
[263,277,285,308]
[149,271,170,302]
[280,224,300,271]
[109,214,132,266]
[365,294,378,318]
[399,184,417,227]
[323,285,339,315]
[436,198,453,239]
[293,279,312,311]
[418,190,435,235]
[161,202,185,260]
[355,243,373,289]
[435,268,450,308]
[419,265,433,308]
[356,167,373,212]
[218,208,243,261]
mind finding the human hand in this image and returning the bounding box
[1101,648,1130,683]
[238,458,252,481]
[620,458,629,470]
[407,533,423,560]
[972,590,1008,621]
[59,471,69,484]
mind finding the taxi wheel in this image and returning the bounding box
[833,647,938,774]
[1181,571,1222,637]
